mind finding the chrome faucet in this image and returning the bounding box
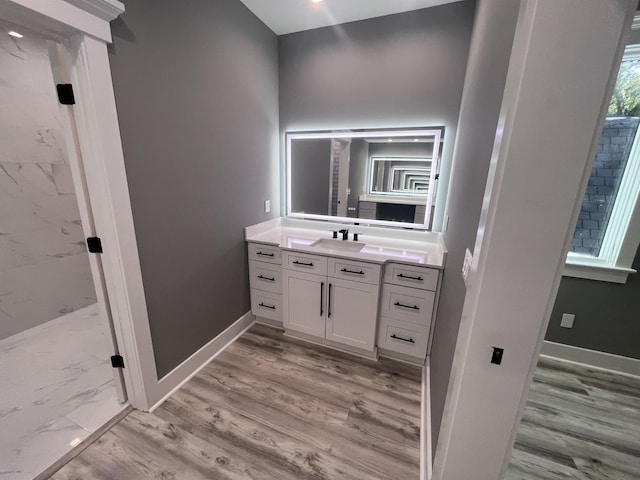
[339,229,349,241]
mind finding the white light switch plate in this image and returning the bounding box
[264,200,270,213]
[560,313,575,329]
[462,248,473,287]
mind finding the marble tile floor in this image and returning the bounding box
[0,303,127,480]
[506,356,640,480]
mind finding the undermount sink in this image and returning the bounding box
[311,238,366,252]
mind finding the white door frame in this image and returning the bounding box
[433,0,635,478]
[48,41,127,403]
[0,0,159,410]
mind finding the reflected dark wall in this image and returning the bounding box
[348,139,369,217]
[291,139,332,215]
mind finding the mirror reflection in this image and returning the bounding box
[287,128,443,229]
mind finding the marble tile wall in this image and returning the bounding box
[0,21,96,340]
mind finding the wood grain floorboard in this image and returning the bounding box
[51,324,421,480]
[506,357,640,480]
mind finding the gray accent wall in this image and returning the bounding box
[278,1,477,232]
[429,0,520,453]
[546,244,640,359]
[109,0,279,378]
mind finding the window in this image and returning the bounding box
[565,43,640,283]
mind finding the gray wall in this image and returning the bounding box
[109,0,279,378]
[278,1,476,231]
[0,21,96,340]
[546,244,640,359]
[291,139,331,215]
[429,0,520,453]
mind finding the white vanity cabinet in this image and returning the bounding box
[245,218,446,364]
[248,243,284,325]
[377,263,439,361]
[282,252,381,353]
[282,252,327,337]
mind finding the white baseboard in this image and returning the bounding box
[150,311,255,412]
[541,341,640,378]
[421,358,432,480]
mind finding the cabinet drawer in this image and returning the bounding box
[249,261,282,294]
[283,251,328,275]
[328,258,381,285]
[248,243,282,264]
[251,291,282,322]
[384,263,439,291]
[377,318,428,359]
[380,284,434,330]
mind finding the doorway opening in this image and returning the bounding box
[0,19,127,479]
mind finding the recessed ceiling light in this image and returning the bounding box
[387,139,393,142]
[414,139,420,142]
[8,31,23,38]
[312,0,324,3]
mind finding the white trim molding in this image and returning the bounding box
[421,358,433,480]
[542,341,640,378]
[563,44,640,284]
[150,312,256,412]
[63,33,157,410]
[0,0,122,42]
[564,258,636,283]
[65,0,124,22]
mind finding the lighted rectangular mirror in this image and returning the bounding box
[286,127,443,230]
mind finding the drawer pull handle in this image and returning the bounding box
[328,283,332,318]
[398,273,424,281]
[320,282,324,316]
[391,334,415,344]
[257,275,275,282]
[293,260,314,267]
[394,302,419,311]
[258,303,276,310]
[341,268,364,275]
[256,251,274,257]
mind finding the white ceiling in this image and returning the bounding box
[238,0,464,35]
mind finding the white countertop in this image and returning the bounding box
[245,218,446,269]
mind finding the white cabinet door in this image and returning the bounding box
[325,277,379,351]
[283,269,326,337]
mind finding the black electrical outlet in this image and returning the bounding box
[491,347,504,365]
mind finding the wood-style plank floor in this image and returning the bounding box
[50,324,422,480]
[506,356,640,480]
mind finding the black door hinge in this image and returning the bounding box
[111,355,125,369]
[87,237,103,254]
[56,84,75,105]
